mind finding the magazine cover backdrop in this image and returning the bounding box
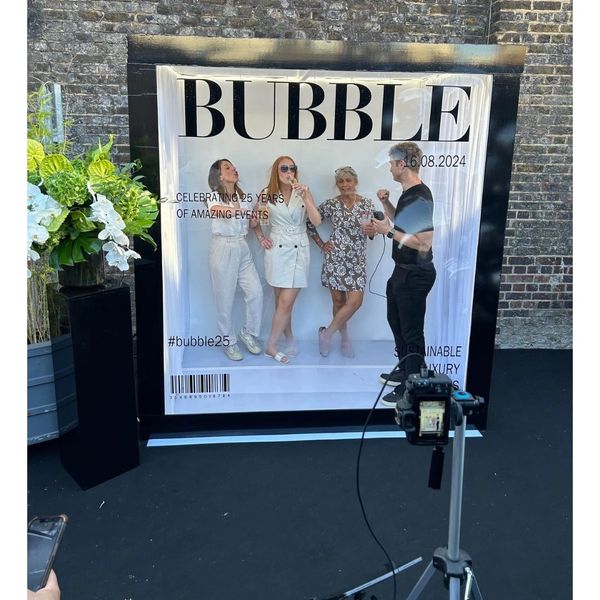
[157,65,492,415]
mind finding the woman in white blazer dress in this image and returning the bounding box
[253,156,321,363]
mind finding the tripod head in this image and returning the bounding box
[395,367,484,447]
[394,367,485,491]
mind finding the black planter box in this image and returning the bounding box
[48,280,140,489]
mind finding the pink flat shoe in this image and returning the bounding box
[318,327,331,357]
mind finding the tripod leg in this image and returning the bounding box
[449,576,461,600]
[340,557,423,598]
[464,567,473,599]
[468,573,483,600]
[406,561,436,600]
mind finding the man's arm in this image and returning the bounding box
[376,189,396,221]
[371,216,433,252]
[386,224,433,253]
[396,229,433,253]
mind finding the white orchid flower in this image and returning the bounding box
[89,193,131,250]
[27,183,62,226]
[109,212,126,230]
[28,247,40,262]
[101,241,141,271]
[27,182,46,209]
[89,194,118,222]
[98,223,129,246]
[28,223,50,246]
[27,184,63,276]
[27,212,50,244]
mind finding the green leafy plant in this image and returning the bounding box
[27,85,158,271]
[27,84,159,343]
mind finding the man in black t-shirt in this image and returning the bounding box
[372,142,436,406]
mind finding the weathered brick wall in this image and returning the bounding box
[27,0,573,348]
[489,0,572,347]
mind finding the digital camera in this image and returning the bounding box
[395,369,453,446]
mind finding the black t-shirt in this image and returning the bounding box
[391,182,434,267]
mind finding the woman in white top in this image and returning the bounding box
[207,158,264,361]
[254,156,321,363]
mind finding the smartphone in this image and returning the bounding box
[27,515,68,592]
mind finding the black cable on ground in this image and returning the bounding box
[318,352,425,600]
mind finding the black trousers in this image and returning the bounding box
[386,265,436,384]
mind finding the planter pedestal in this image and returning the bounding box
[48,280,139,490]
[58,252,106,288]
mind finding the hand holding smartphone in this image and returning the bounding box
[28,515,68,592]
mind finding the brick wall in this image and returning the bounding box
[27,0,573,348]
[489,0,572,347]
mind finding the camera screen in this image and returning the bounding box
[419,399,446,436]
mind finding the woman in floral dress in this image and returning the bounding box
[307,166,376,358]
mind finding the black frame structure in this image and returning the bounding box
[127,36,525,436]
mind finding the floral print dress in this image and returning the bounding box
[307,196,374,291]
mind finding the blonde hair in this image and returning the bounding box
[334,166,358,185]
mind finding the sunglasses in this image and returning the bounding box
[335,166,357,177]
[279,164,297,173]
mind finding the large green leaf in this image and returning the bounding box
[88,159,115,180]
[71,210,97,233]
[39,154,73,179]
[123,190,158,236]
[87,134,114,163]
[46,207,70,233]
[137,231,157,250]
[27,139,45,172]
[52,233,103,266]
[57,240,75,266]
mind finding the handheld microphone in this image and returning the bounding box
[372,210,384,220]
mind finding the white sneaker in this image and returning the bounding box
[224,343,243,361]
[238,328,262,355]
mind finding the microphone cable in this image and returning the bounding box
[367,234,388,300]
[317,358,401,600]
[351,352,425,600]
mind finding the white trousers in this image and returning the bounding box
[208,235,263,341]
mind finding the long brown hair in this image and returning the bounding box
[208,158,244,203]
[263,156,298,205]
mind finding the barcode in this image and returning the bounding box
[170,373,230,395]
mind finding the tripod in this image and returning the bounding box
[331,556,423,599]
[406,402,483,599]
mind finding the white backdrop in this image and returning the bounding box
[157,65,492,414]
